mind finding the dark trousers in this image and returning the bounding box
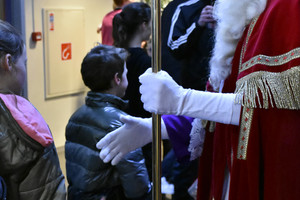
[162,149,199,200]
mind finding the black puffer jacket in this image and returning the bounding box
[0,97,66,200]
[65,92,151,200]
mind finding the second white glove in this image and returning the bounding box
[96,115,168,165]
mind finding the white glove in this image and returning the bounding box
[96,115,168,165]
[139,68,241,125]
[139,68,189,115]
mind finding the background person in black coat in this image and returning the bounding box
[160,0,215,199]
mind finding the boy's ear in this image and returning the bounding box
[139,22,147,32]
[142,22,147,30]
[114,73,121,85]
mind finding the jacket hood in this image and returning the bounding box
[0,94,53,147]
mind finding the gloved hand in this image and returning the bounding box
[139,68,241,125]
[139,68,189,116]
[96,115,168,165]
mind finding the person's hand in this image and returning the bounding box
[96,115,152,165]
[139,68,189,116]
[96,24,102,33]
[198,5,215,28]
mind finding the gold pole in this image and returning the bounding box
[152,114,161,200]
[151,0,162,199]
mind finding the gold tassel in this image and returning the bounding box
[235,66,300,110]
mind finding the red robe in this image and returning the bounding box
[200,0,300,199]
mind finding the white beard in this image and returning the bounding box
[209,0,267,91]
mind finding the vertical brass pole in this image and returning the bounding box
[151,0,162,200]
[152,114,161,200]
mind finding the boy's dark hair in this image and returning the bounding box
[113,2,151,48]
[81,44,128,92]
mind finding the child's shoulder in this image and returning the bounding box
[0,93,53,147]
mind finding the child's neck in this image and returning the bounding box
[128,37,143,48]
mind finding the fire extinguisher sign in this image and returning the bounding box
[61,43,72,61]
[49,12,54,31]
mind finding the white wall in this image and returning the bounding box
[24,0,113,148]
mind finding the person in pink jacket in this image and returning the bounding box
[0,20,66,200]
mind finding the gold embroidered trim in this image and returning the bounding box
[201,120,216,133]
[237,107,254,160]
[235,66,300,109]
[239,17,259,72]
[201,119,208,128]
[240,47,300,72]
[209,121,216,133]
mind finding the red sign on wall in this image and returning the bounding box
[61,43,72,60]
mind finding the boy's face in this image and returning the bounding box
[142,20,152,42]
[117,62,128,98]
